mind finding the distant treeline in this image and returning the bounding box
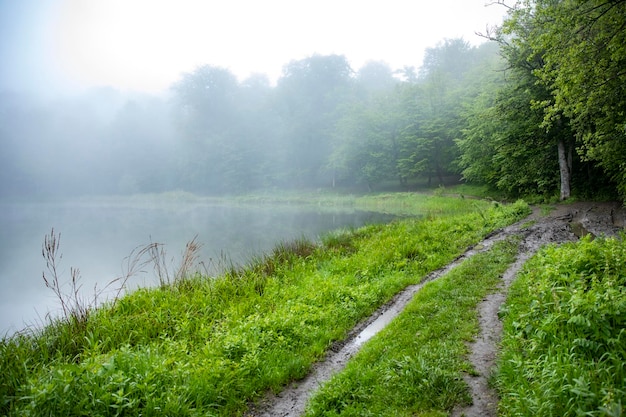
[1,1,624,201]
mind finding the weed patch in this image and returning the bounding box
[497,235,626,416]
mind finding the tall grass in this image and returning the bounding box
[41,229,92,333]
[0,197,529,416]
[497,235,626,416]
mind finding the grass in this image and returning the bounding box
[229,189,515,217]
[497,235,626,416]
[0,195,530,416]
[304,237,521,416]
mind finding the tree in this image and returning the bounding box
[457,31,565,197]
[455,43,508,186]
[173,65,239,136]
[103,97,178,194]
[405,39,477,185]
[489,3,577,199]
[234,74,286,190]
[331,85,413,190]
[527,0,626,197]
[275,54,353,187]
[333,40,507,190]
[172,65,246,193]
[458,1,624,200]
[355,61,398,93]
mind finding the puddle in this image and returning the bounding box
[570,221,595,239]
[247,279,435,417]
[353,306,401,347]
[247,234,506,417]
[248,203,621,417]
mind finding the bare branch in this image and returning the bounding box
[485,0,515,11]
[475,24,502,43]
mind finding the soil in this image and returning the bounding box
[246,201,625,417]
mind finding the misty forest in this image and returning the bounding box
[2,1,626,202]
[2,1,626,416]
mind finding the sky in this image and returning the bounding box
[0,0,508,96]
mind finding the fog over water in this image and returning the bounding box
[0,200,394,335]
[0,1,508,197]
[0,1,508,335]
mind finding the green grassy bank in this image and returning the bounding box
[0,195,529,416]
[305,237,520,416]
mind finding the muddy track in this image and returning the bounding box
[247,202,625,417]
[453,201,624,417]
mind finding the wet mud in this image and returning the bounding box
[454,201,624,417]
[246,202,624,417]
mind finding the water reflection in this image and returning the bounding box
[0,201,394,335]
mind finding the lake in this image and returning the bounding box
[0,199,394,335]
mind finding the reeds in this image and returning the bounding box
[42,229,91,331]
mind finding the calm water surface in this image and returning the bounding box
[0,200,393,335]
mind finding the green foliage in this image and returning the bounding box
[172,66,283,193]
[305,237,520,416]
[330,41,505,191]
[459,15,570,199]
[529,0,626,197]
[330,88,408,188]
[5,25,623,200]
[481,0,626,201]
[275,54,354,186]
[458,0,626,201]
[497,235,626,416]
[0,197,529,416]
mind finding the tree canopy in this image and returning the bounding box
[459,0,625,200]
[2,5,624,202]
[529,0,626,195]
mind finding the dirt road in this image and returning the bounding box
[247,202,625,417]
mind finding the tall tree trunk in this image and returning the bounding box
[558,138,571,200]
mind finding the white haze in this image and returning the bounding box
[0,0,507,95]
[0,0,509,333]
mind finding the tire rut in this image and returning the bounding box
[453,202,624,417]
[247,202,623,417]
